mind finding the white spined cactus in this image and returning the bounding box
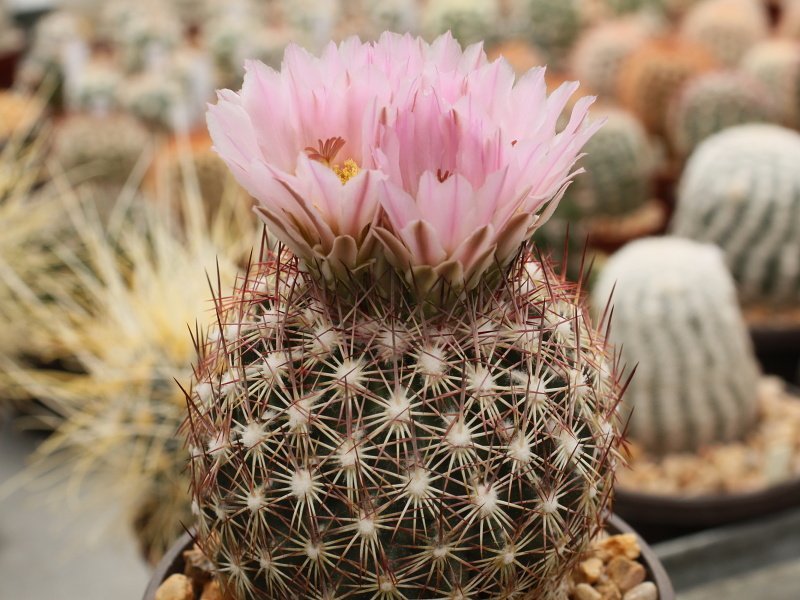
[593,237,761,455]
[422,0,501,46]
[672,124,800,305]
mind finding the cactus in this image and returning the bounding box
[364,0,420,37]
[601,0,665,15]
[593,237,761,455]
[112,3,183,73]
[67,60,121,114]
[617,37,717,135]
[741,39,800,129]
[52,113,151,187]
[570,17,657,104]
[185,248,622,599]
[679,0,769,67]
[422,0,501,46]
[524,0,584,65]
[0,0,22,55]
[671,124,800,305]
[563,107,655,218]
[667,71,777,157]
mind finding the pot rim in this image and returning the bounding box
[144,514,674,600]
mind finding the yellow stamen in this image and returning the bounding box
[333,159,360,185]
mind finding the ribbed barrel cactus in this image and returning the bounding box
[422,0,501,46]
[525,0,584,65]
[672,124,800,305]
[184,33,624,600]
[667,71,776,157]
[593,237,760,455]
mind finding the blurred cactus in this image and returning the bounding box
[66,60,122,114]
[617,37,717,135]
[364,0,420,36]
[593,237,760,454]
[570,15,657,101]
[679,0,769,67]
[51,113,151,188]
[667,71,776,157]
[0,0,22,55]
[525,0,584,65]
[111,2,182,73]
[672,124,800,305]
[423,0,501,46]
[185,248,623,599]
[741,39,800,129]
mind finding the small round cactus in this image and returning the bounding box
[186,250,622,599]
[667,71,777,157]
[525,0,584,65]
[112,4,183,73]
[66,60,121,114]
[422,0,501,46]
[51,113,151,187]
[563,107,655,218]
[741,39,800,129]
[364,0,420,37]
[600,0,665,15]
[569,15,657,100]
[672,124,800,305]
[617,37,717,135]
[679,0,769,67]
[593,237,761,455]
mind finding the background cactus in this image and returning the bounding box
[562,106,656,218]
[671,124,800,305]
[679,0,769,67]
[524,0,584,65]
[185,249,622,599]
[592,236,761,455]
[667,71,777,157]
[422,0,501,46]
[617,37,717,134]
[51,113,151,188]
[741,39,800,129]
[569,15,657,99]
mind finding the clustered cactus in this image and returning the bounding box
[592,237,761,455]
[672,124,800,305]
[525,0,584,66]
[741,39,800,129]
[183,33,623,600]
[667,71,776,157]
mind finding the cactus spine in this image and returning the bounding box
[672,124,800,305]
[593,237,761,455]
[667,71,776,157]
[185,250,622,599]
[524,0,584,65]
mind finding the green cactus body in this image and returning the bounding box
[569,16,656,99]
[679,0,768,67]
[602,0,664,15]
[525,0,583,65]
[422,0,501,47]
[185,251,622,599]
[562,107,655,218]
[113,6,182,73]
[52,113,150,187]
[593,237,760,455]
[667,71,777,157]
[672,124,800,305]
[741,40,800,129]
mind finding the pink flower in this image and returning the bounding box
[208,32,598,289]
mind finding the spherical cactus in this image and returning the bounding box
[422,0,501,46]
[617,37,717,135]
[671,124,800,305]
[186,251,622,599]
[679,0,769,67]
[112,4,182,73]
[563,107,655,218]
[525,0,584,65]
[593,237,761,455]
[569,15,657,100]
[51,113,151,187]
[187,33,623,600]
[741,39,800,129]
[667,71,777,157]
[364,0,420,37]
[600,0,665,15]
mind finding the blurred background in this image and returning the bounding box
[1,0,799,598]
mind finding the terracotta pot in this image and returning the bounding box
[143,515,674,600]
[615,475,800,543]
